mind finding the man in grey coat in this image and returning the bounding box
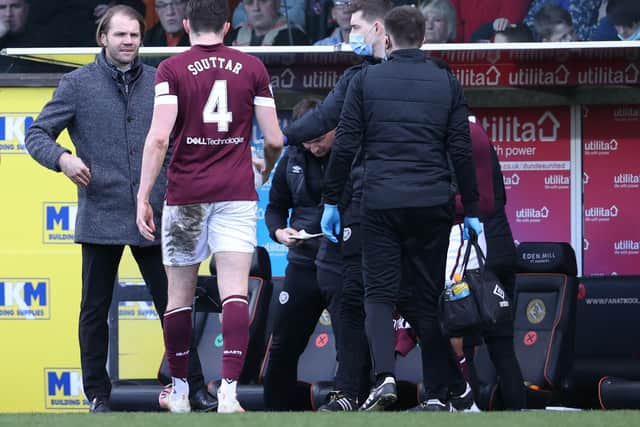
[24,5,215,413]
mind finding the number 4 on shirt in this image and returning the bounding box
[203,80,233,132]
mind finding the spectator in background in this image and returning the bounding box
[94,1,146,23]
[449,0,530,43]
[607,0,640,41]
[231,0,306,32]
[314,0,351,45]
[0,0,31,48]
[421,0,456,43]
[225,0,309,46]
[28,0,145,47]
[525,0,611,41]
[143,0,188,46]
[534,4,577,42]
[0,0,74,72]
[306,0,334,43]
[471,21,534,42]
[493,24,534,42]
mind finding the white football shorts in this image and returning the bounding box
[161,201,257,267]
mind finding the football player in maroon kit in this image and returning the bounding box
[136,0,283,414]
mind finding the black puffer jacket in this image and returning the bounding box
[324,49,479,215]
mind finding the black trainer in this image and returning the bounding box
[318,391,357,412]
[408,399,454,412]
[450,383,480,412]
[190,387,218,412]
[359,376,397,411]
[89,397,111,413]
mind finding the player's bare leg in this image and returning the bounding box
[214,251,253,413]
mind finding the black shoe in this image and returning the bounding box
[190,387,218,412]
[359,377,397,411]
[450,383,478,412]
[89,397,111,413]
[318,391,357,412]
[408,399,454,412]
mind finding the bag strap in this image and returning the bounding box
[460,230,487,273]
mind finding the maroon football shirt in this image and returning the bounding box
[154,43,275,205]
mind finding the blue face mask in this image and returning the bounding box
[618,26,640,41]
[349,25,375,56]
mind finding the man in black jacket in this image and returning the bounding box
[322,5,482,411]
[283,0,392,412]
[262,98,342,410]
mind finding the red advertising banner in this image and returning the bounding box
[262,47,640,90]
[582,105,640,276]
[475,107,571,244]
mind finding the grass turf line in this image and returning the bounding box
[0,411,639,427]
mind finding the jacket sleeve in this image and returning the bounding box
[265,154,292,242]
[323,70,365,205]
[25,74,75,172]
[284,65,361,146]
[446,72,480,217]
[471,22,496,42]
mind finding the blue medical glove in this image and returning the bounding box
[321,204,340,243]
[463,216,483,240]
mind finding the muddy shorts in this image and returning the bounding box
[161,201,257,267]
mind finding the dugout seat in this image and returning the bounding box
[474,242,578,410]
[598,377,640,409]
[564,275,640,408]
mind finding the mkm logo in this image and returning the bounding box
[43,203,77,244]
[0,114,36,154]
[44,368,89,410]
[0,279,50,320]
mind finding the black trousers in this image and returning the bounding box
[333,223,372,402]
[263,262,342,410]
[79,243,204,401]
[362,203,456,401]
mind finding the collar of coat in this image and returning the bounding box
[388,48,425,62]
[96,49,143,85]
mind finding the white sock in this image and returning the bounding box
[172,377,189,397]
[219,378,237,399]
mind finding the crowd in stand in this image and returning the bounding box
[1,0,638,53]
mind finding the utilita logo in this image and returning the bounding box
[584,139,619,155]
[613,173,640,189]
[584,205,619,222]
[515,206,549,223]
[614,240,640,255]
[503,173,521,187]
[545,175,569,185]
[613,106,640,121]
[544,174,569,188]
[481,111,560,143]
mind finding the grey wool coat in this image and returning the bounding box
[25,50,167,246]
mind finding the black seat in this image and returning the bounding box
[566,275,640,408]
[598,377,640,409]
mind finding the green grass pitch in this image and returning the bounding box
[1,411,639,427]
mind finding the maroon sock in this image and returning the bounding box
[163,307,192,379]
[221,295,249,380]
[457,355,472,384]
